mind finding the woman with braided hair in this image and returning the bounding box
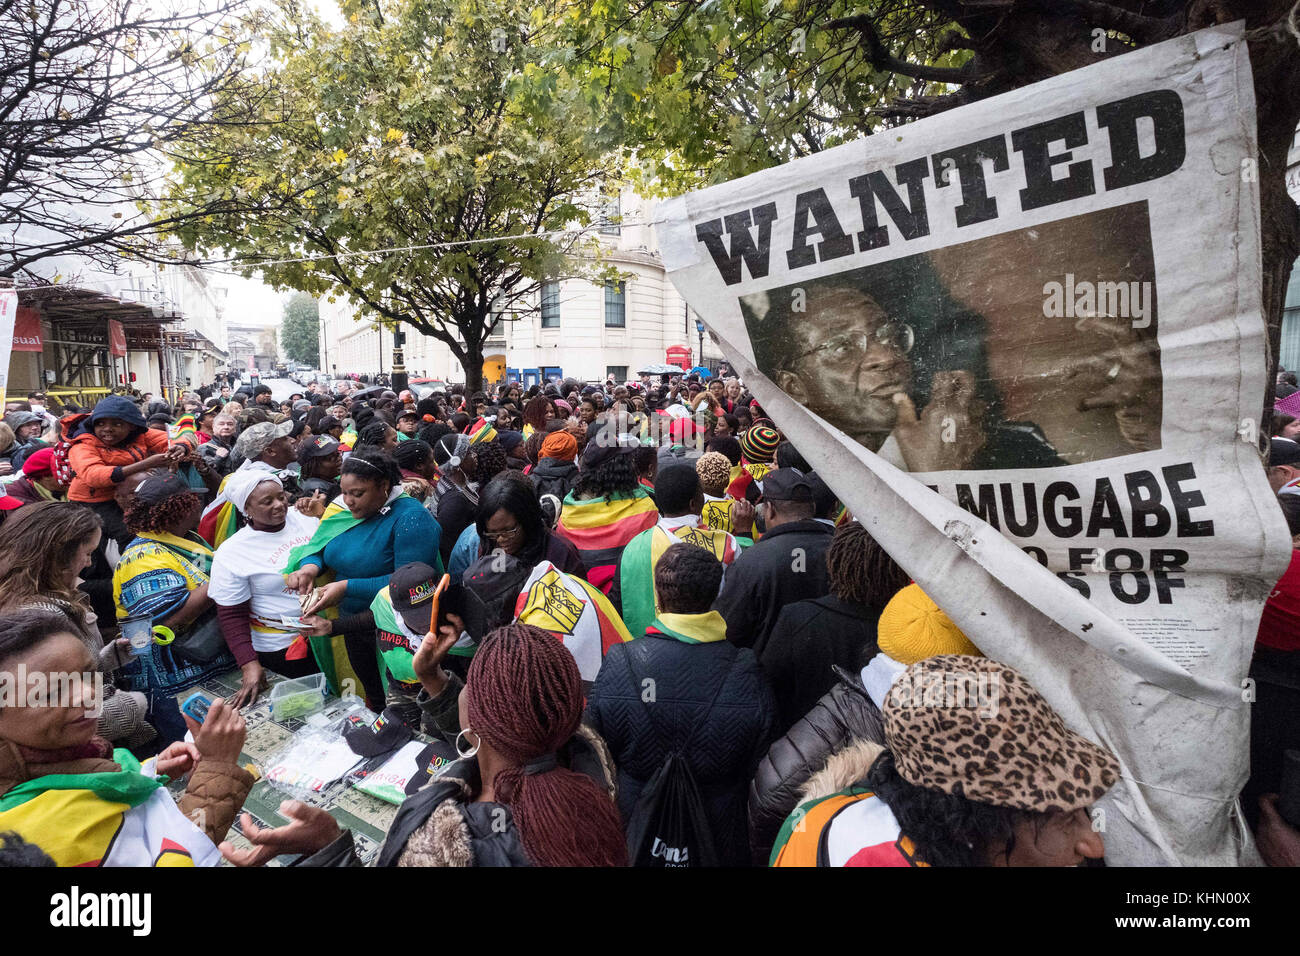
[220,623,626,867]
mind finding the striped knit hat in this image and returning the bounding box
[739,424,780,464]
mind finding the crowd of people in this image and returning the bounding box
[0,366,1297,868]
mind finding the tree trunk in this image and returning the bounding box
[461,328,485,395]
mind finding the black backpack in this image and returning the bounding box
[622,649,730,868]
[460,550,532,640]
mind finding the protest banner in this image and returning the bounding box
[0,288,17,406]
[657,22,1289,864]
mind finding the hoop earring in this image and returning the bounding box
[455,728,480,760]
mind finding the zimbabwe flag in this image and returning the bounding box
[556,487,659,594]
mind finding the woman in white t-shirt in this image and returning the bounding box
[209,471,321,708]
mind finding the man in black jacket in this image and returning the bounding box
[759,521,910,733]
[586,544,776,866]
[713,468,833,655]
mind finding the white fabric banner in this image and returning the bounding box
[0,288,18,405]
[657,22,1287,864]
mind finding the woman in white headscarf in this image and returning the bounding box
[208,471,322,708]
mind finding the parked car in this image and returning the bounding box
[410,379,450,398]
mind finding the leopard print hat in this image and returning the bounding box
[882,655,1120,813]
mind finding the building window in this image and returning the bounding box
[607,366,628,382]
[1281,264,1300,371]
[604,280,626,328]
[540,282,560,328]
[599,194,621,236]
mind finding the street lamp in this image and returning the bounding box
[391,326,408,393]
[695,317,705,370]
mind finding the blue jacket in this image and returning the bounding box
[299,496,442,616]
[585,627,777,867]
[77,395,148,436]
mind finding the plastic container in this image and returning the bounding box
[268,673,328,720]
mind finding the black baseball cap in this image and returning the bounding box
[390,562,441,634]
[1271,438,1300,467]
[581,423,639,469]
[132,472,191,505]
[762,467,814,503]
[300,435,341,460]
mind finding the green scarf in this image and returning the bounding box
[280,490,408,574]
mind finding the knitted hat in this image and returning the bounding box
[876,583,981,665]
[739,424,780,464]
[695,452,731,494]
[540,431,578,462]
[883,655,1120,813]
[21,448,55,477]
[6,411,43,431]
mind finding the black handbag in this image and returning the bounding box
[170,605,232,666]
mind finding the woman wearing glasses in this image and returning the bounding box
[477,473,585,576]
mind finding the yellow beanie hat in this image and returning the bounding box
[876,583,981,665]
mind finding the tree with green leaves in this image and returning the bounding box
[564,0,1299,412]
[163,0,620,393]
[280,292,320,365]
[560,0,966,194]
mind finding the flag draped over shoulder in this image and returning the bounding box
[514,560,632,681]
[197,461,278,547]
[0,749,219,867]
[619,524,741,639]
[556,488,658,593]
[726,462,771,500]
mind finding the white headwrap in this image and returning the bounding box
[226,469,283,516]
[861,652,908,711]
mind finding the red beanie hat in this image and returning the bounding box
[21,447,55,477]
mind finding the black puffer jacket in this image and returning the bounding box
[746,670,886,865]
[760,594,885,735]
[586,630,777,867]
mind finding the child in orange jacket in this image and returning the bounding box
[65,395,193,543]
